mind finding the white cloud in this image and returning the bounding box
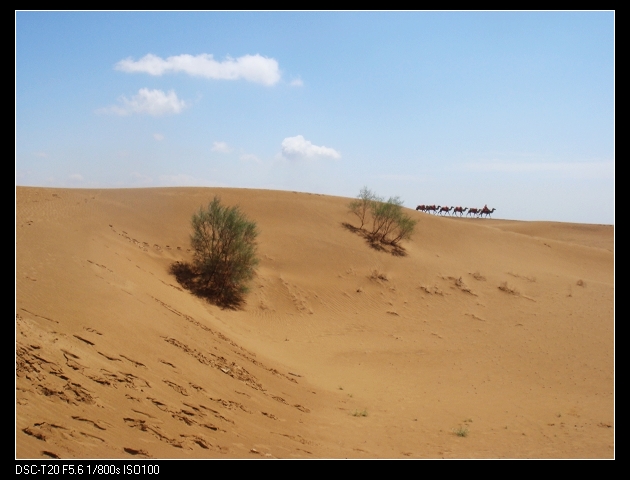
[240,153,261,163]
[212,141,232,153]
[289,77,303,87]
[281,135,341,160]
[115,53,281,86]
[34,151,49,158]
[153,133,164,141]
[97,88,187,116]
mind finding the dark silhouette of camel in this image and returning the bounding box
[420,205,440,214]
[453,206,468,217]
[479,207,496,218]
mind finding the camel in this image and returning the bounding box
[479,207,496,218]
[453,206,468,217]
[424,205,440,214]
[415,205,426,212]
[438,206,452,216]
[466,208,480,217]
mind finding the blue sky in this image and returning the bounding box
[16,12,614,224]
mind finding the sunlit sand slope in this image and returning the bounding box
[16,187,614,458]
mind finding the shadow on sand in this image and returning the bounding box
[169,261,246,310]
[341,223,407,257]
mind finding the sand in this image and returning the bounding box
[16,187,614,458]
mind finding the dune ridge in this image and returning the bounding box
[16,187,614,458]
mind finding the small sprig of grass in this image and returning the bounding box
[453,426,469,437]
[352,409,368,417]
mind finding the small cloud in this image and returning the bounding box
[69,174,84,181]
[97,88,187,116]
[281,135,341,161]
[34,151,49,158]
[153,133,164,141]
[212,141,232,153]
[289,77,304,87]
[115,53,281,86]
[240,153,261,163]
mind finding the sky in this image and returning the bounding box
[16,11,614,224]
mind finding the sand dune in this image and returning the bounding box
[16,187,614,458]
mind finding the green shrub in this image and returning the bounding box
[348,188,417,246]
[348,187,381,229]
[190,196,259,304]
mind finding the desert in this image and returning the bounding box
[16,186,614,459]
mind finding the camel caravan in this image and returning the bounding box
[416,204,496,218]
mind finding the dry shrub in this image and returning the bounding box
[576,279,586,287]
[498,281,519,295]
[471,271,486,281]
[369,269,388,281]
[348,187,417,246]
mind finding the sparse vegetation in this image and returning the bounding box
[470,271,486,281]
[347,187,417,249]
[577,279,586,287]
[453,426,469,437]
[498,281,519,296]
[171,196,259,308]
[369,269,388,282]
[348,187,379,229]
[352,409,368,417]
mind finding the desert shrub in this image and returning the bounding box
[190,196,259,304]
[453,427,469,437]
[348,187,381,229]
[498,281,519,295]
[349,188,417,246]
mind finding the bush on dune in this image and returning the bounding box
[348,187,417,247]
[173,196,259,308]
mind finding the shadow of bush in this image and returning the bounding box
[342,222,407,257]
[169,261,246,310]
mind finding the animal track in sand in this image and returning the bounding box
[98,351,121,362]
[465,313,486,322]
[87,370,151,390]
[73,335,95,346]
[162,337,265,391]
[124,447,152,457]
[71,416,108,430]
[120,355,146,368]
[20,308,58,324]
[123,418,184,449]
[198,404,235,424]
[163,380,189,396]
[508,272,537,282]
[159,359,177,369]
[206,397,251,413]
[153,296,298,381]
[272,432,313,445]
[41,451,60,458]
[87,259,113,272]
